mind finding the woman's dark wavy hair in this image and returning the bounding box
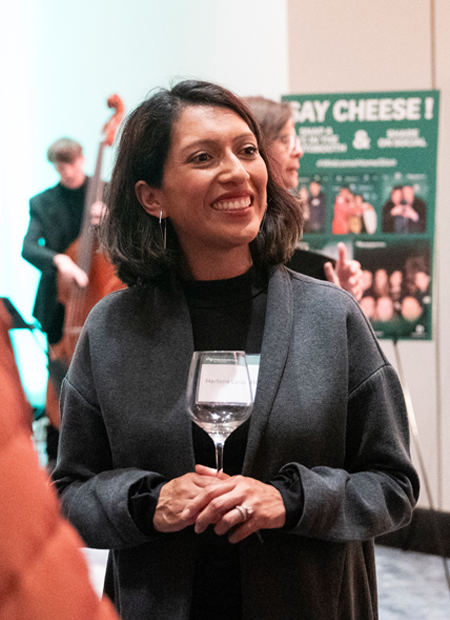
[101,79,303,286]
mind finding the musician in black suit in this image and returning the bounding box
[22,138,101,465]
[22,138,92,344]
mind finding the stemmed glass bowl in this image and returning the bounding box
[186,350,254,473]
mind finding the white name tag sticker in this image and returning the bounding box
[246,354,260,402]
[197,361,252,404]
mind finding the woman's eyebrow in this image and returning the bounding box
[180,132,256,153]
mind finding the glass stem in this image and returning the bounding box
[215,441,224,474]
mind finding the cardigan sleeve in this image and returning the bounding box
[269,362,419,538]
[260,275,419,543]
[54,375,167,550]
[284,362,419,542]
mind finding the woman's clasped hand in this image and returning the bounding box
[161,465,286,543]
[154,465,285,543]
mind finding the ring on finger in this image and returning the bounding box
[235,504,253,522]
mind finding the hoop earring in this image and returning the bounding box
[259,208,267,235]
[159,211,167,250]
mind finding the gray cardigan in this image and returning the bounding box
[54,266,419,620]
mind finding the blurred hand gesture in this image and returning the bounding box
[324,242,363,301]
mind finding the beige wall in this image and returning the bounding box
[287,0,450,510]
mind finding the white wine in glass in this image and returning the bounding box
[186,350,254,473]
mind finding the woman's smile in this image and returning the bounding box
[211,193,253,212]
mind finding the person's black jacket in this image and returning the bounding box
[22,180,87,342]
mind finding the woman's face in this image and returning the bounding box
[56,156,85,189]
[402,296,423,321]
[376,296,394,322]
[147,105,268,270]
[268,119,303,190]
[361,270,373,291]
[374,268,388,290]
[391,188,402,204]
[299,187,309,201]
[390,270,402,289]
[360,295,375,319]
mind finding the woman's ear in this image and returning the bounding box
[135,180,166,218]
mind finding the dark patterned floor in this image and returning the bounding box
[82,545,450,618]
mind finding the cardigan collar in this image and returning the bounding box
[149,265,294,477]
[243,265,293,475]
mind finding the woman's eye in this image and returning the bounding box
[243,145,259,156]
[278,135,290,147]
[193,152,211,163]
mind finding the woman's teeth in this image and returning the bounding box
[213,197,251,211]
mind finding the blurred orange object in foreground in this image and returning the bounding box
[0,300,119,620]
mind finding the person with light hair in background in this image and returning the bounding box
[22,139,108,449]
[244,96,363,300]
[22,138,94,468]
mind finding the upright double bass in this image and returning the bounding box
[46,95,125,428]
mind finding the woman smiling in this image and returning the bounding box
[53,80,418,620]
[135,105,270,280]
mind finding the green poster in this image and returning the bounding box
[283,90,439,340]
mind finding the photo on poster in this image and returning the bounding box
[354,240,431,340]
[330,173,378,236]
[297,175,329,234]
[380,172,428,234]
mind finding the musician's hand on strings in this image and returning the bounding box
[53,254,89,288]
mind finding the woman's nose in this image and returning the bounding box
[291,137,303,159]
[220,153,250,183]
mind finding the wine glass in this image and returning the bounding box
[186,350,254,473]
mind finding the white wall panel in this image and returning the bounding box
[1,0,289,404]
